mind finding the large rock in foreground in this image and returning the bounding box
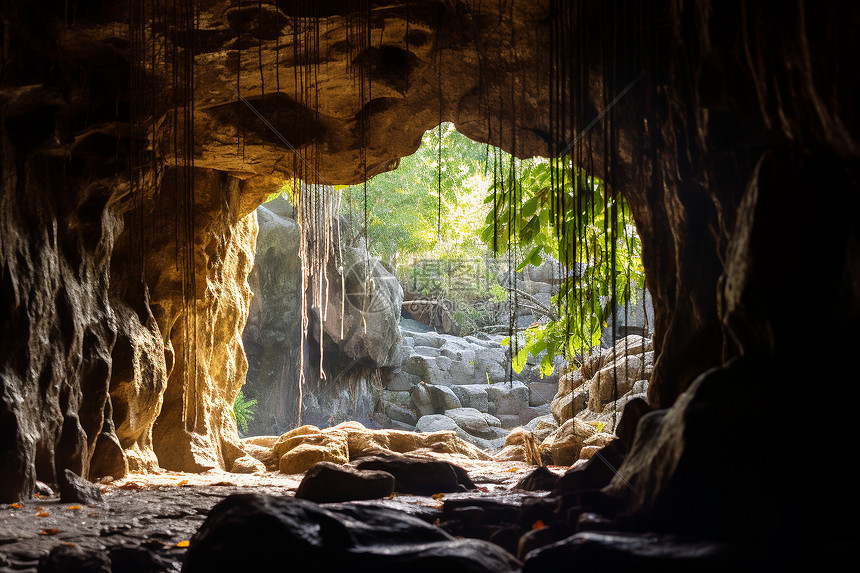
[184,494,521,573]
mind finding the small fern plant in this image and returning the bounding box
[232,391,257,433]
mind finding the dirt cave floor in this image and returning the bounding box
[0,460,561,572]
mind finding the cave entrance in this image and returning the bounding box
[236,122,653,468]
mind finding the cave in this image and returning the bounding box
[1,1,857,571]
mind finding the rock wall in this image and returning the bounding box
[242,198,304,435]
[0,109,123,501]
[243,195,405,433]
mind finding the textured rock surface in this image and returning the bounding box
[241,197,303,435]
[184,494,521,573]
[295,461,395,503]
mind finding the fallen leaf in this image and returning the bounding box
[177,480,189,486]
[34,507,44,511]
[119,482,143,491]
[507,467,520,472]
[66,505,81,510]
[387,493,396,499]
[35,493,49,499]
[431,493,445,500]
[61,542,76,547]
[531,519,546,530]
[477,486,489,493]
[36,512,50,517]
[176,540,190,548]
[88,512,100,517]
[40,529,60,536]
[8,503,24,509]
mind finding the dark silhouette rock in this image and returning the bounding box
[522,532,745,573]
[614,397,651,451]
[295,461,395,503]
[514,466,559,491]
[354,456,476,495]
[183,493,520,573]
[58,469,103,504]
[38,545,110,573]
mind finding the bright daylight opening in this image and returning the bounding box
[237,123,654,469]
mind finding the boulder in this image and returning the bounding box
[557,369,586,396]
[529,382,558,406]
[58,469,103,504]
[416,414,459,434]
[445,407,494,438]
[279,443,349,474]
[451,385,489,412]
[540,418,597,466]
[402,298,461,336]
[184,494,520,573]
[553,439,628,496]
[402,355,451,386]
[241,443,278,470]
[410,384,435,417]
[230,455,266,474]
[614,397,652,450]
[588,355,644,413]
[517,405,551,427]
[38,545,111,573]
[551,389,588,423]
[295,461,395,502]
[382,390,414,409]
[525,415,558,442]
[316,245,404,368]
[387,370,420,392]
[494,428,542,465]
[273,425,343,459]
[497,414,522,429]
[487,381,530,415]
[385,403,419,426]
[522,532,738,572]
[515,466,560,491]
[353,456,476,495]
[427,384,462,412]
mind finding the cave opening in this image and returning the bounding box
[238,121,654,460]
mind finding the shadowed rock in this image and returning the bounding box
[184,494,520,573]
[296,461,395,503]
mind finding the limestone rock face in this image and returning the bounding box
[314,245,404,368]
[242,197,303,435]
[551,336,653,429]
[243,197,405,433]
[129,169,258,474]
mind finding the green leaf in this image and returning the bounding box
[512,347,529,374]
[522,196,538,218]
[539,354,554,377]
[516,246,542,271]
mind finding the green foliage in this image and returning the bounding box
[484,158,645,375]
[340,123,506,335]
[342,123,492,263]
[232,390,257,433]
